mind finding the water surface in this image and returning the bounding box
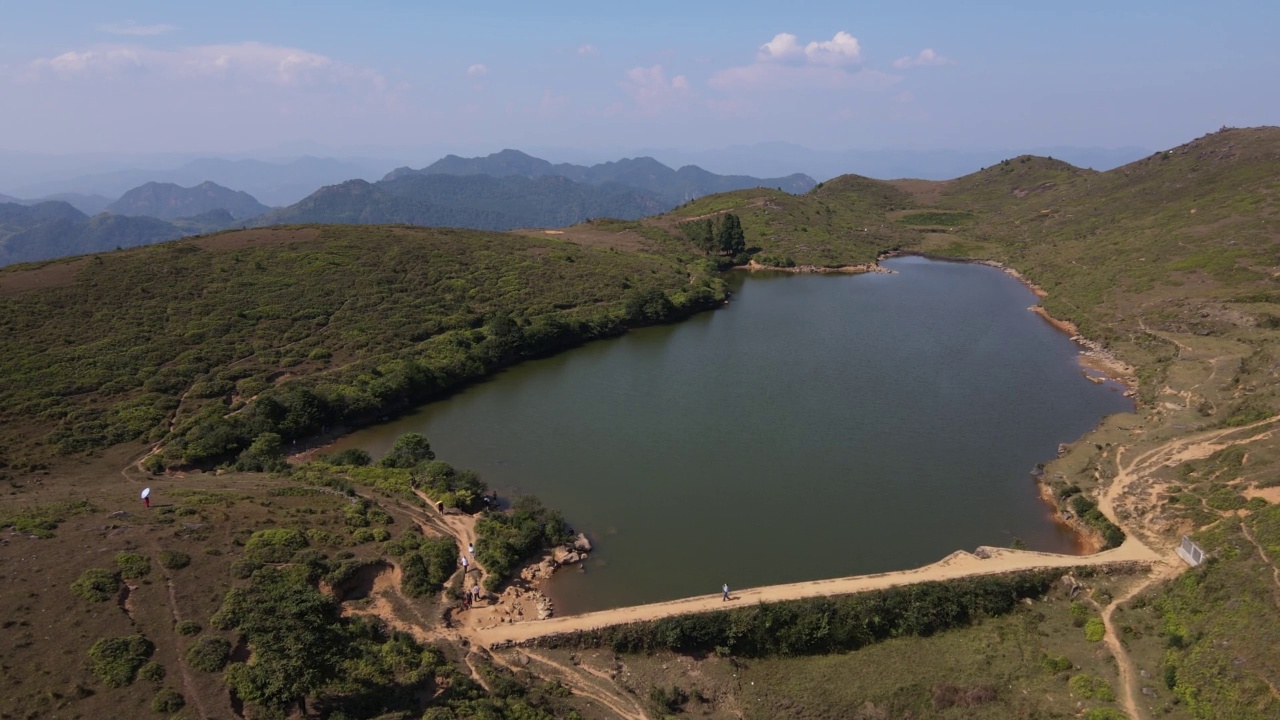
[332,256,1132,613]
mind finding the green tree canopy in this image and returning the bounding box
[378,432,436,468]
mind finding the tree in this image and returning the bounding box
[717,213,746,256]
[379,432,435,468]
[235,432,286,472]
[680,218,717,254]
[213,567,343,715]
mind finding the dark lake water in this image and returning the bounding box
[331,256,1133,614]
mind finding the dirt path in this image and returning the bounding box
[490,648,649,720]
[473,539,1157,646]
[1092,417,1280,720]
[1241,521,1280,601]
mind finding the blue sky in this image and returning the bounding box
[1,0,1276,155]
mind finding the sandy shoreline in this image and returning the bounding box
[739,259,892,275]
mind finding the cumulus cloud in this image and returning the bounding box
[25,41,386,89]
[620,64,691,114]
[467,63,488,77]
[757,31,862,66]
[576,44,599,57]
[892,48,953,69]
[98,20,177,36]
[711,31,896,92]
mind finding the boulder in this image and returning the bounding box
[572,532,592,552]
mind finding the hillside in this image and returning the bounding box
[253,173,668,230]
[388,148,816,205]
[106,180,270,220]
[0,201,186,266]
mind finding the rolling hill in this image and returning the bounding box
[105,180,270,220]
[252,173,668,230]
[0,201,186,266]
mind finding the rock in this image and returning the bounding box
[108,510,130,519]
[562,551,582,565]
[573,532,592,552]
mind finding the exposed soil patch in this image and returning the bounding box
[191,226,322,251]
[0,257,88,296]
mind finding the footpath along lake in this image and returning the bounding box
[332,256,1134,614]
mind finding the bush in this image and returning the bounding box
[475,495,572,590]
[186,636,231,673]
[1084,617,1106,642]
[244,528,308,563]
[138,661,166,683]
[151,688,185,713]
[401,536,460,597]
[1069,674,1115,702]
[88,635,154,687]
[115,552,151,579]
[176,621,202,636]
[1041,654,1073,673]
[72,568,121,602]
[323,448,372,467]
[158,550,191,570]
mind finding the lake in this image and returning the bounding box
[330,256,1133,614]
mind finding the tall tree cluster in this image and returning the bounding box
[681,213,746,256]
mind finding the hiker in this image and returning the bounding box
[461,555,469,573]
[722,583,730,601]
[468,542,474,556]
[143,496,150,509]
[471,585,482,605]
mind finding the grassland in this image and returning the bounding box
[2,126,1279,719]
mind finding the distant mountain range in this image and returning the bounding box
[259,151,814,231]
[0,201,185,267]
[7,156,384,207]
[106,181,270,220]
[386,149,816,206]
[2,150,819,264]
[0,192,114,216]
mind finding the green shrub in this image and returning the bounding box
[1082,709,1127,720]
[0,499,96,538]
[115,552,151,579]
[88,634,154,687]
[1084,617,1106,642]
[1041,654,1073,673]
[175,621,202,636]
[138,661,166,683]
[151,688,185,713]
[322,448,371,466]
[475,495,572,590]
[72,568,121,602]
[244,528,307,563]
[186,636,231,673]
[401,536,460,597]
[158,550,191,570]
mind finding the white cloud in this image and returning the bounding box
[620,64,691,114]
[98,20,177,36]
[712,31,894,93]
[467,63,488,77]
[892,48,953,69]
[757,31,862,66]
[25,42,386,89]
[576,44,599,57]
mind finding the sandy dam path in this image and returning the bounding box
[472,537,1159,646]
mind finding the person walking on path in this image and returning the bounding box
[468,543,475,556]
[461,555,469,574]
[722,583,730,601]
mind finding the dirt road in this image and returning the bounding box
[474,538,1159,646]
